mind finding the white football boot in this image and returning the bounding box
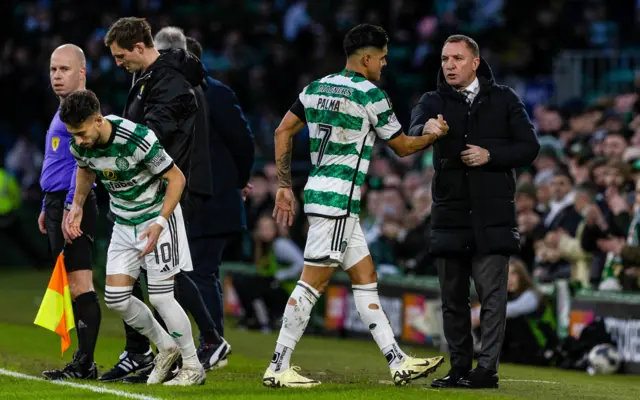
[391,356,445,386]
[163,364,206,386]
[263,366,321,388]
[146,347,181,384]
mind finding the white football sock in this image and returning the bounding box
[104,285,175,352]
[269,280,320,372]
[271,343,293,373]
[148,281,199,368]
[353,282,407,368]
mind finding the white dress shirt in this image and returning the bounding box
[459,77,480,104]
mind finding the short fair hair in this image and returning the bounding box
[154,26,187,51]
[444,34,480,58]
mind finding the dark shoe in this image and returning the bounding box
[42,351,97,380]
[431,368,469,388]
[122,369,151,384]
[98,349,154,382]
[457,367,499,389]
[197,339,232,371]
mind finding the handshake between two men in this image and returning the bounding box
[422,114,491,168]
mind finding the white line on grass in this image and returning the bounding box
[502,379,559,384]
[381,378,559,386]
[0,368,163,400]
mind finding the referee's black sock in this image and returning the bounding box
[175,273,223,346]
[72,300,86,357]
[74,291,102,363]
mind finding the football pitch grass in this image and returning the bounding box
[1,268,639,399]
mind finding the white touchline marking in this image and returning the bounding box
[382,378,559,386]
[0,368,163,400]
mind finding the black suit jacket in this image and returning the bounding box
[187,76,255,238]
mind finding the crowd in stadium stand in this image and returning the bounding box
[2,0,640,295]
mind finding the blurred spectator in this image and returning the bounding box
[5,135,43,200]
[245,172,275,231]
[558,182,597,287]
[0,153,46,267]
[234,214,304,332]
[592,177,640,291]
[602,132,628,160]
[515,183,540,271]
[534,169,581,283]
[395,185,435,275]
[368,203,404,278]
[579,162,632,289]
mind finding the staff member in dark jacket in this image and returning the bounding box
[153,26,236,371]
[185,37,255,370]
[100,17,223,383]
[409,35,540,389]
[111,24,202,183]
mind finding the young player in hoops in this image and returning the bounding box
[263,24,446,388]
[62,90,205,386]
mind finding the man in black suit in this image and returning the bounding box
[409,35,540,389]
[184,36,255,370]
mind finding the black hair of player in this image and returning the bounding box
[60,90,101,128]
[186,37,203,60]
[343,24,389,57]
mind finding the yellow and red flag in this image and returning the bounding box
[34,252,75,355]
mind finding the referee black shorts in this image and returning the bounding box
[44,190,98,272]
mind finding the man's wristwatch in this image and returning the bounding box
[64,203,73,211]
[486,150,491,162]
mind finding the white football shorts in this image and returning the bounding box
[304,216,370,270]
[106,204,193,282]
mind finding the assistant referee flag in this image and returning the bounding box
[34,252,75,355]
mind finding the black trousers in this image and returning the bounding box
[187,235,227,340]
[437,254,509,372]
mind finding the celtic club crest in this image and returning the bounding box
[115,157,129,171]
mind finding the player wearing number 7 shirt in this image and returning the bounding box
[60,90,205,386]
[262,23,446,389]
